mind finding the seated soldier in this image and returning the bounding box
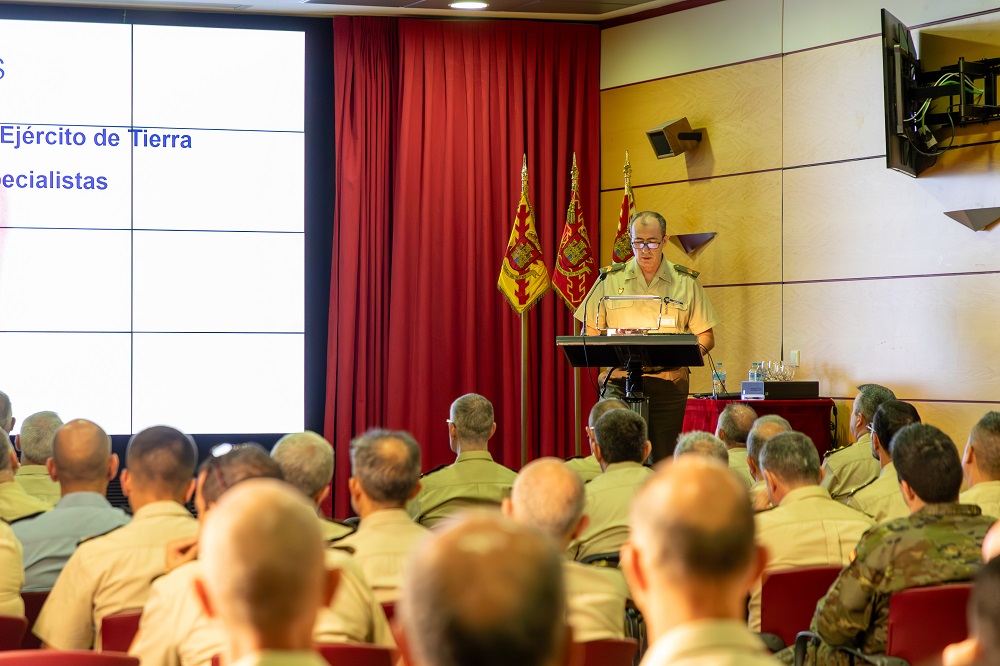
[0,426,51,522]
[565,399,628,483]
[13,411,63,506]
[674,431,728,464]
[745,415,791,512]
[715,402,758,487]
[845,400,919,522]
[822,384,894,502]
[961,411,1000,519]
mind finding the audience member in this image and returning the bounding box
[0,390,14,435]
[396,513,569,666]
[715,402,758,487]
[333,429,429,602]
[13,419,130,591]
[942,556,1000,666]
[749,432,873,631]
[845,400,919,522]
[782,424,994,665]
[0,426,51,522]
[570,408,652,562]
[195,479,335,666]
[822,384,894,502]
[270,430,354,540]
[961,412,1000,519]
[503,458,630,642]
[983,520,1000,563]
[620,456,774,665]
[13,411,63,506]
[408,394,516,527]
[674,431,728,464]
[746,415,792,511]
[565,398,629,483]
[34,425,199,649]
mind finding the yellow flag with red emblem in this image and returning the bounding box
[498,155,550,314]
[553,154,597,310]
[612,151,636,263]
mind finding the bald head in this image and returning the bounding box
[350,429,422,505]
[400,514,566,666]
[674,431,728,464]
[746,417,792,475]
[271,431,334,500]
[716,403,758,448]
[507,458,585,545]
[588,398,628,428]
[52,419,114,488]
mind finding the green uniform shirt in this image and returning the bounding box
[821,434,880,502]
[14,465,61,507]
[728,447,753,489]
[571,461,653,562]
[845,462,909,524]
[407,450,516,528]
[0,480,51,523]
[960,480,1000,521]
[564,455,602,483]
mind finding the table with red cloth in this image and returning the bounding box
[681,397,837,458]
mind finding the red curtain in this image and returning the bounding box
[327,16,600,516]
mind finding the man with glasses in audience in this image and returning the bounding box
[575,210,719,461]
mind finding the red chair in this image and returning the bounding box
[380,602,395,623]
[99,610,143,653]
[0,651,138,665]
[316,644,394,666]
[18,593,48,650]
[578,638,639,666]
[0,617,28,651]
[759,566,842,650]
[884,583,972,664]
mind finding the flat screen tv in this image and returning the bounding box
[881,9,934,177]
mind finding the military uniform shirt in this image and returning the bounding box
[821,434,880,502]
[318,515,354,542]
[728,447,753,488]
[0,480,51,523]
[33,500,198,650]
[749,485,874,631]
[14,465,61,506]
[640,619,778,666]
[565,455,602,483]
[0,521,25,617]
[960,480,1000,520]
[231,652,328,666]
[316,548,394,647]
[572,461,653,562]
[846,462,908,524]
[333,508,430,603]
[564,560,630,642]
[407,450,517,528]
[13,491,131,592]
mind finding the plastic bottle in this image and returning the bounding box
[749,362,760,382]
[712,362,727,395]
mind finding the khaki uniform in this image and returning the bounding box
[750,479,771,512]
[960,480,1000,520]
[0,480,51,522]
[845,462,908,524]
[318,515,354,542]
[564,560,629,642]
[0,521,25,617]
[821,434,880,502]
[316,548,394,647]
[749,485,874,631]
[728,447,753,488]
[565,455,602,483]
[333,508,430,603]
[640,619,778,666]
[14,465,61,506]
[33,500,198,650]
[571,461,653,562]
[231,653,328,666]
[407,451,516,528]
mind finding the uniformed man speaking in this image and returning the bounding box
[574,211,718,461]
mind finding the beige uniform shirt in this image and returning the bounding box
[846,461,909,524]
[14,465,61,507]
[565,455,602,483]
[564,560,629,642]
[34,500,198,650]
[640,619,778,666]
[572,461,653,562]
[0,480,51,522]
[333,508,430,603]
[316,548,394,647]
[407,451,517,528]
[749,485,874,631]
[728,447,753,488]
[821,434,881,502]
[0,521,24,617]
[961,480,1000,520]
[318,516,354,542]
[231,653,328,666]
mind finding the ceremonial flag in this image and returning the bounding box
[612,150,636,263]
[553,153,597,310]
[498,155,550,314]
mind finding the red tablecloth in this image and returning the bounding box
[682,397,837,458]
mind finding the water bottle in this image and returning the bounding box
[749,362,760,382]
[712,362,726,395]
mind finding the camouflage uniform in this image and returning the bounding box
[776,503,993,665]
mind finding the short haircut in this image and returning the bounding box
[450,394,494,443]
[270,431,334,498]
[746,417,792,470]
[0,391,11,430]
[855,384,896,422]
[200,443,284,507]
[125,426,198,496]
[892,424,963,503]
[971,412,1000,478]
[630,211,667,239]
[593,409,647,464]
[511,458,585,541]
[970,555,1000,659]
[19,411,63,465]
[760,432,820,485]
[674,431,728,464]
[871,400,921,458]
[716,403,758,445]
[0,428,10,472]
[52,420,112,484]
[349,429,422,504]
[588,398,628,428]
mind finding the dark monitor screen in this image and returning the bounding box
[881,8,932,177]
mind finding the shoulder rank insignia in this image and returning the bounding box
[420,463,449,478]
[844,476,878,499]
[673,264,700,279]
[599,261,627,277]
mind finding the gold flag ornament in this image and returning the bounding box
[612,151,636,263]
[553,153,598,310]
[498,155,550,314]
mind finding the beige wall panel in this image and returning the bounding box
[782,37,884,167]
[825,399,992,453]
[783,274,1000,404]
[600,0,781,90]
[600,58,783,189]
[784,152,1000,282]
[598,170,782,286]
[688,285,782,394]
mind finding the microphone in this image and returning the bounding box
[581,270,611,337]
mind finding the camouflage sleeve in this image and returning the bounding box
[811,529,884,648]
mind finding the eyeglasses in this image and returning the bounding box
[630,239,663,250]
[866,424,876,435]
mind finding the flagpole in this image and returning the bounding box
[574,319,582,456]
[521,312,528,467]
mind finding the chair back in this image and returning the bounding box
[885,583,972,664]
[380,602,395,623]
[760,566,842,649]
[99,610,143,653]
[0,651,139,665]
[316,644,394,666]
[0,617,27,652]
[18,593,48,650]
[579,638,639,666]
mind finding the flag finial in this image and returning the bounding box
[521,154,529,196]
[623,150,632,185]
[571,153,579,190]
